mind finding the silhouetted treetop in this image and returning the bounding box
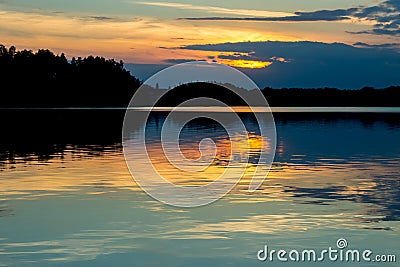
[0,45,141,107]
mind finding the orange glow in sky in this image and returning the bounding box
[0,1,396,68]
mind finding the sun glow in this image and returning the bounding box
[216,59,273,69]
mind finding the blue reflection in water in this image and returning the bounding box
[0,110,398,266]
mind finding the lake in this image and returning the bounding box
[0,109,399,266]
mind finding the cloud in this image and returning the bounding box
[353,42,400,48]
[135,1,292,17]
[181,16,345,22]
[181,0,400,36]
[88,16,115,21]
[170,37,203,41]
[217,53,254,60]
[163,58,202,64]
[349,0,400,36]
[348,28,400,35]
[291,8,357,21]
[215,51,289,65]
[182,8,356,22]
[179,41,400,89]
[270,56,290,63]
[163,56,272,69]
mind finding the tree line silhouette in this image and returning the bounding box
[262,86,400,107]
[155,82,399,107]
[155,82,248,106]
[0,45,399,107]
[0,45,140,107]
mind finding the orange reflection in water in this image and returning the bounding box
[145,132,267,186]
[0,137,395,210]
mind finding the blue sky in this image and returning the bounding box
[1,0,399,88]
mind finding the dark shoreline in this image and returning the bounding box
[0,107,399,113]
[1,45,399,108]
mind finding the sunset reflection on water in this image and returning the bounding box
[0,110,399,266]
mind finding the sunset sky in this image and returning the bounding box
[1,0,399,88]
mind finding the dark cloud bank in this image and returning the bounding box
[181,0,400,36]
[126,41,400,89]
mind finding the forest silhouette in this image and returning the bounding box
[0,45,140,107]
[0,45,399,107]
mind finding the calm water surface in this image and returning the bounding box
[0,110,399,266]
